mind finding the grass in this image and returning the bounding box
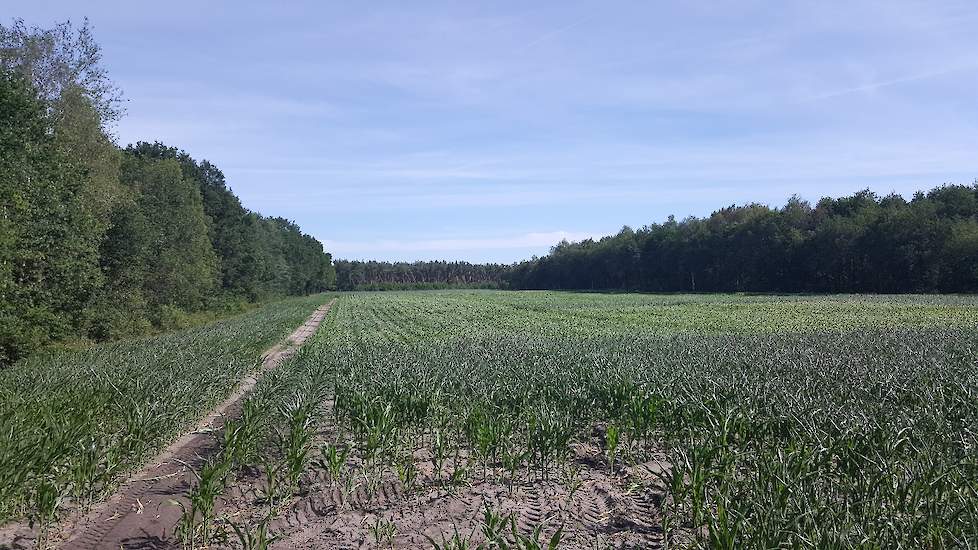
[203,290,978,548]
[0,293,330,525]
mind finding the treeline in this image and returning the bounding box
[326,185,978,294]
[334,260,507,290]
[0,20,334,365]
[507,185,978,293]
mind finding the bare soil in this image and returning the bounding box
[0,299,334,550]
[4,296,670,549]
[208,397,669,550]
[219,435,669,549]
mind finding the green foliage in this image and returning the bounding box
[0,70,53,364]
[124,141,336,300]
[0,69,115,363]
[334,260,507,291]
[228,514,279,550]
[211,291,978,547]
[117,153,219,310]
[173,456,231,549]
[0,294,328,523]
[0,21,334,365]
[507,186,978,293]
[0,21,126,364]
[0,18,124,124]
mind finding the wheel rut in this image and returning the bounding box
[57,299,336,550]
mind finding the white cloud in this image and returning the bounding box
[325,230,602,258]
[25,0,978,263]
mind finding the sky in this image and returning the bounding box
[11,1,978,262]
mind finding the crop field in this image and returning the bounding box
[163,291,978,549]
[0,293,331,538]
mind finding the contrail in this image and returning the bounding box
[522,15,589,49]
[801,62,978,102]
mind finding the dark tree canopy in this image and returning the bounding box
[505,186,978,294]
[0,21,334,365]
[3,18,978,366]
[334,260,507,291]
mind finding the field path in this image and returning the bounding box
[57,298,336,550]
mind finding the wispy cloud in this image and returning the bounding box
[522,15,589,49]
[23,0,976,263]
[325,230,602,260]
[800,62,978,102]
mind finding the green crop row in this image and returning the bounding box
[0,293,330,534]
[197,291,978,548]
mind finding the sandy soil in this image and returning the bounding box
[0,299,334,550]
[211,419,669,549]
[3,296,671,549]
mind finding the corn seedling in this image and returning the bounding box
[424,524,478,550]
[0,295,328,527]
[396,454,418,492]
[367,515,398,548]
[259,459,283,512]
[229,514,280,550]
[160,292,978,548]
[314,442,350,483]
[172,457,229,549]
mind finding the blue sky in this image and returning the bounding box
[14,1,978,262]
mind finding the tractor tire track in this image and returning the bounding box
[57,299,336,550]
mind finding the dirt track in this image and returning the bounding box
[47,299,335,549]
[3,297,668,549]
